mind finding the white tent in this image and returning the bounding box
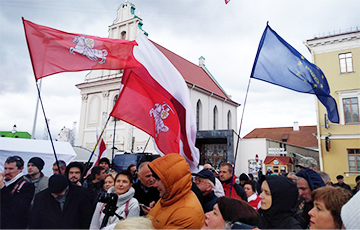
[0,137,76,177]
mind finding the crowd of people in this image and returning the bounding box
[1,153,359,229]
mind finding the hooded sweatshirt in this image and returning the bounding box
[147,154,205,229]
[258,175,301,229]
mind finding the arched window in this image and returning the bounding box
[196,100,202,131]
[121,31,126,40]
[227,110,232,130]
[112,95,119,121]
[213,106,218,130]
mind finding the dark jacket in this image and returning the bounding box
[222,177,247,201]
[82,179,105,210]
[1,176,35,229]
[133,180,160,216]
[296,168,325,228]
[258,175,301,229]
[333,182,351,191]
[30,183,93,229]
[202,190,218,213]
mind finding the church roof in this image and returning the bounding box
[151,41,231,100]
[243,126,317,148]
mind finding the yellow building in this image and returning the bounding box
[304,29,360,189]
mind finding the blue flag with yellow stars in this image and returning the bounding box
[251,24,339,123]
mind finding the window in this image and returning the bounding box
[196,100,202,131]
[343,97,359,124]
[121,31,126,40]
[339,53,353,73]
[348,149,360,172]
[213,106,218,130]
[227,111,232,130]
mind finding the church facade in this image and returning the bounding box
[76,2,240,167]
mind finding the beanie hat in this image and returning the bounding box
[48,174,69,193]
[239,173,249,181]
[99,157,110,166]
[296,168,325,191]
[28,157,45,171]
[341,191,360,229]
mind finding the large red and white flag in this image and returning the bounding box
[23,18,142,80]
[110,33,200,172]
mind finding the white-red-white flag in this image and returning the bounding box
[110,33,199,172]
[86,127,107,176]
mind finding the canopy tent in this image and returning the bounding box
[0,137,76,177]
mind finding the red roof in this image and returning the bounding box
[243,126,317,148]
[151,41,230,99]
[264,156,293,165]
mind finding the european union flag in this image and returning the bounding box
[251,24,339,123]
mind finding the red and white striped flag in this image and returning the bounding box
[86,127,107,176]
[225,0,230,4]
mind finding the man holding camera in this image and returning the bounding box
[30,174,93,229]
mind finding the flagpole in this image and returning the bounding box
[229,77,252,197]
[31,79,42,139]
[111,119,117,161]
[34,81,62,174]
[82,116,111,179]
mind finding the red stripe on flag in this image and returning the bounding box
[120,68,193,161]
[110,69,181,155]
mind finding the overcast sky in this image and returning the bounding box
[0,0,359,142]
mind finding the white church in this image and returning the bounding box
[76,1,240,168]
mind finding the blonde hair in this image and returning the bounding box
[114,217,154,229]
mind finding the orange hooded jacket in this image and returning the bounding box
[147,154,205,229]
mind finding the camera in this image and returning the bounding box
[99,193,119,228]
[99,192,118,204]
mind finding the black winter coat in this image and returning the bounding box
[258,175,302,229]
[29,183,93,229]
[1,177,35,229]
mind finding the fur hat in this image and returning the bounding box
[28,157,45,171]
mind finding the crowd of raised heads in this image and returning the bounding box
[1,154,360,229]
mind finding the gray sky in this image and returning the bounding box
[0,0,359,141]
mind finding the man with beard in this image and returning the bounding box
[65,161,84,186]
[0,156,35,229]
[219,162,247,201]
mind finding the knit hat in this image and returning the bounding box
[239,173,249,181]
[48,174,69,193]
[99,157,110,166]
[341,191,360,229]
[296,168,325,191]
[28,157,45,171]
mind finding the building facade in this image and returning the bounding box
[76,2,240,164]
[304,29,360,187]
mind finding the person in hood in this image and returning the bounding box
[65,161,85,186]
[147,154,205,229]
[90,170,140,228]
[296,168,325,228]
[258,175,301,229]
[219,163,247,201]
